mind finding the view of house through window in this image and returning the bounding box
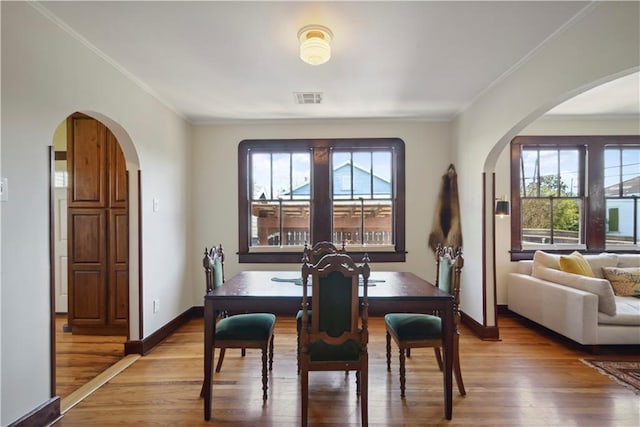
[510,136,640,259]
[239,138,405,263]
[604,147,640,246]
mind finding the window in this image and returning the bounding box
[239,138,405,263]
[510,136,640,260]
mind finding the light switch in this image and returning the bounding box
[153,198,159,212]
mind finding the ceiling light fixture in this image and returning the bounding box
[298,24,333,66]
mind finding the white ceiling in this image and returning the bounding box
[37,1,639,124]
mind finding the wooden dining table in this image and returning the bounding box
[202,270,455,421]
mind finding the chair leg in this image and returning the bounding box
[453,334,466,396]
[406,348,411,358]
[301,369,309,427]
[361,355,368,426]
[215,348,226,373]
[241,348,246,357]
[355,370,361,394]
[261,345,268,400]
[399,347,406,398]
[385,331,391,371]
[268,334,274,371]
[296,327,301,374]
[434,347,444,371]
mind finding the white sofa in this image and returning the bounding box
[507,252,640,346]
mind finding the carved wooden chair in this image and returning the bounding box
[384,245,466,398]
[296,241,346,373]
[299,252,370,426]
[200,244,276,400]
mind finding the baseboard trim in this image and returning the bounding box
[124,306,202,355]
[460,310,501,341]
[7,397,60,427]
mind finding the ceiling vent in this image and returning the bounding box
[294,92,323,104]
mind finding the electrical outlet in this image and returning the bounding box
[153,299,160,313]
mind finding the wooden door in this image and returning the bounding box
[67,114,128,335]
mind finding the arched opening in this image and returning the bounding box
[50,111,141,406]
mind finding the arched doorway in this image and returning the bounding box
[50,111,141,403]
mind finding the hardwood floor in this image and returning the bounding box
[55,315,127,399]
[55,315,639,426]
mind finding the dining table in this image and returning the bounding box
[202,270,455,421]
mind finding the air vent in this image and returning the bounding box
[294,92,323,104]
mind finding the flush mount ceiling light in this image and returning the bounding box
[298,24,333,66]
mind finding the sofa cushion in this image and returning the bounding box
[532,266,617,316]
[602,267,640,297]
[532,251,560,276]
[584,253,618,279]
[597,296,640,326]
[616,254,640,268]
[559,251,594,277]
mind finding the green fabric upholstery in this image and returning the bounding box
[296,309,312,326]
[215,313,276,341]
[438,256,452,293]
[213,257,223,288]
[318,271,353,337]
[307,339,362,362]
[384,313,442,341]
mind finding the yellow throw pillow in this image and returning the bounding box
[602,267,640,296]
[559,251,594,277]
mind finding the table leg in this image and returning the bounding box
[442,302,453,420]
[203,298,215,420]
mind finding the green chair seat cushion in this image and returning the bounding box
[384,313,442,341]
[307,338,362,362]
[215,313,276,341]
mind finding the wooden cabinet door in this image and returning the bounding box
[68,208,107,328]
[109,208,129,327]
[68,115,107,208]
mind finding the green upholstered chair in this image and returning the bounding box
[384,245,465,398]
[299,252,370,427]
[296,241,346,374]
[200,244,276,401]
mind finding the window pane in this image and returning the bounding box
[604,148,621,195]
[552,199,582,244]
[252,153,271,199]
[538,150,559,196]
[332,200,393,245]
[622,149,640,196]
[333,152,352,199]
[251,201,310,247]
[559,150,579,196]
[520,150,538,197]
[272,153,290,198]
[363,200,393,245]
[521,199,551,244]
[606,199,635,246]
[291,153,311,199]
[251,201,279,246]
[353,152,372,197]
[281,202,310,245]
[372,152,392,198]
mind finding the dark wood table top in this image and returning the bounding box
[205,270,453,301]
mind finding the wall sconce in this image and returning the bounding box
[495,197,510,217]
[298,24,333,65]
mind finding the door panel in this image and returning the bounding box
[109,209,129,325]
[68,115,106,207]
[71,269,105,322]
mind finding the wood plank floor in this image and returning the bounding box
[55,315,640,426]
[55,315,127,399]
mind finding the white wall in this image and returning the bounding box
[494,117,640,305]
[0,3,190,424]
[453,1,639,327]
[189,120,452,302]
